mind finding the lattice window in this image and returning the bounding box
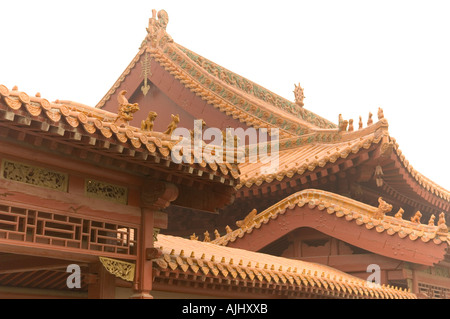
[0,203,137,257]
[85,179,128,204]
[1,159,68,191]
[418,282,450,299]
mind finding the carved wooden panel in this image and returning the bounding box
[418,282,450,299]
[85,179,128,204]
[0,203,137,257]
[1,159,68,192]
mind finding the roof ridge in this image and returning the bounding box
[0,84,240,181]
[95,47,146,109]
[155,233,415,299]
[175,43,337,129]
[210,189,450,247]
[237,122,389,188]
[392,139,450,201]
[95,9,337,140]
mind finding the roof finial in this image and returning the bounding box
[367,112,373,126]
[338,114,348,132]
[114,90,140,127]
[293,83,305,107]
[164,114,180,135]
[437,212,448,233]
[348,119,354,132]
[144,9,173,48]
[236,208,257,229]
[377,107,384,120]
[203,230,210,242]
[410,211,422,224]
[394,208,404,219]
[358,116,363,130]
[141,111,158,132]
[373,197,392,220]
[428,214,436,226]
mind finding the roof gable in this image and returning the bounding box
[96,9,338,141]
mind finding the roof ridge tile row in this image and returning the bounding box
[210,189,450,247]
[0,85,240,179]
[155,234,415,299]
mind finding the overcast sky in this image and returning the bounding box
[1,0,450,191]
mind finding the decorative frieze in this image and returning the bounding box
[0,204,137,256]
[1,159,68,192]
[99,256,136,282]
[85,179,128,205]
[418,282,450,299]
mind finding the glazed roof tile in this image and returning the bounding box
[212,189,450,247]
[91,9,450,203]
[392,138,450,201]
[0,85,240,180]
[237,117,450,203]
[154,233,416,299]
[238,119,388,189]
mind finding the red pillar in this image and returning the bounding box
[88,262,116,299]
[130,208,154,299]
[130,179,178,299]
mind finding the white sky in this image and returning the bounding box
[1,0,450,191]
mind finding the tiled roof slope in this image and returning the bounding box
[154,234,415,299]
[175,44,336,130]
[0,85,240,181]
[238,118,388,189]
[95,9,337,140]
[237,117,450,204]
[212,189,450,247]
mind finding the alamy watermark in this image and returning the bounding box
[66,264,81,289]
[171,120,280,174]
[366,263,381,288]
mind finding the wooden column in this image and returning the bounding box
[130,208,155,299]
[88,262,116,299]
[130,179,178,299]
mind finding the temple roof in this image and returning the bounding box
[211,189,450,266]
[236,115,450,215]
[0,84,239,186]
[96,9,337,140]
[238,117,389,189]
[154,233,415,299]
[93,9,450,211]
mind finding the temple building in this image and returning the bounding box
[0,9,448,299]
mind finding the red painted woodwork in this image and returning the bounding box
[225,205,447,266]
[130,208,154,299]
[101,56,251,134]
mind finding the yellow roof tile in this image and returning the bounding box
[0,84,239,180]
[155,234,416,299]
[213,189,450,247]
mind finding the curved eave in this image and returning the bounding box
[213,189,450,266]
[153,234,415,299]
[0,85,239,184]
[390,139,450,203]
[237,119,389,191]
